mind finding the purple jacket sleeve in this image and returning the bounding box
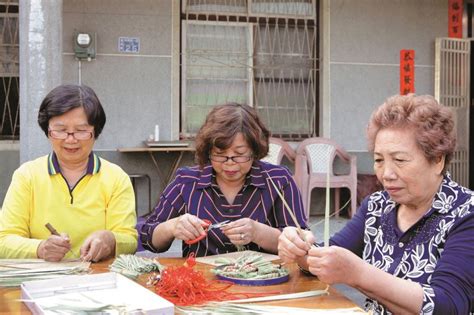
[425,211,474,314]
[329,195,474,314]
[139,171,186,252]
[272,168,308,230]
[328,196,368,255]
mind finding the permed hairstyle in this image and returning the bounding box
[38,84,106,139]
[194,103,270,168]
[366,94,456,174]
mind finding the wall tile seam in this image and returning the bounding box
[330,61,434,68]
[62,52,172,58]
[62,12,171,17]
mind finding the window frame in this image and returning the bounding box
[180,0,319,140]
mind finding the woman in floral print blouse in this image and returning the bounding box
[278,94,473,314]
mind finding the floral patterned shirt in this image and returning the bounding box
[331,174,474,314]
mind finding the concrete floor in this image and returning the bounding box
[138,215,367,308]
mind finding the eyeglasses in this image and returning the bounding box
[209,154,253,163]
[48,129,94,140]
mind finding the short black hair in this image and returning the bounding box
[37,84,106,138]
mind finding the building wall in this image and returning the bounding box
[0,146,19,206]
[1,0,451,211]
[312,0,448,214]
[328,0,447,152]
[60,0,179,214]
[2,0,181,213]
[63,0,177,148]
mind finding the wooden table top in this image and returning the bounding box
[0,257,364,314]
[118,141,196,153]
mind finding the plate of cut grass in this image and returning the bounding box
[211,253,289,286]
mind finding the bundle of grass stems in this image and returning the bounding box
[22,292,141,314]
[109,254,163,279]
[29,294,129,314]
[212,252,288,279]
[177,303,366,314]
[27,289,365,314]
[0,259,90,287]
[174,289,368,314]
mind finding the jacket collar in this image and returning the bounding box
[48,151,101,175]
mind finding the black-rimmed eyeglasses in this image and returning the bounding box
[209,154,253,163]
[48,129,94,140]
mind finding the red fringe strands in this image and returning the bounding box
[155,253,274,306]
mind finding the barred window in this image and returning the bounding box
[0,1,19,140]
[181,0,319,140]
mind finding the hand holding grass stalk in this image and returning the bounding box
[269,176,328,275]
[40,223,80,261]
[267,177,314,248]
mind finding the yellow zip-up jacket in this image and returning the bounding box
[0,153,137,258]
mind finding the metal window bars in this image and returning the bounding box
[0,0,19,140]
[435,38,470,188]
[181,0,318,140]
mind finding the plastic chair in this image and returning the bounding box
[295,138,357,218]
[261,137,296,165]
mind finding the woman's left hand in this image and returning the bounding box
[80,230,116,262]
[221,218,257,245]
[307,245,363,286]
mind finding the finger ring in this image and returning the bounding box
[240,233,244,240]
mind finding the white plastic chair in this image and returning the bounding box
[295,137,357,218]
[261,137,296,165]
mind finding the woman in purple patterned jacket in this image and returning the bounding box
[278,94,473,314]
[141,103,307,257]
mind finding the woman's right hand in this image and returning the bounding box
[278,226,315,263]
[172,214,208,243]
[36,233,71,262]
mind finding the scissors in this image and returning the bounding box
[185,219,230,245]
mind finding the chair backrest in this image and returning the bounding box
[261,137,296,165]
[296,137,351,175]
[295,137,358,217]
[304,143,336,174]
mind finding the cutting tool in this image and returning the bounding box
[185,219,230,245]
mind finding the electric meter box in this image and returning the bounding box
[73,32,96,61]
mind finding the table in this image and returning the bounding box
[118,142,196,191]
[0,258,365,314]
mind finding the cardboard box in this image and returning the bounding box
[21,272,174,314]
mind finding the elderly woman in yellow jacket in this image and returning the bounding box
[0,84,137,262]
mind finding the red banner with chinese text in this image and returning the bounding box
[400,50,415,95]
[449,0,463,38]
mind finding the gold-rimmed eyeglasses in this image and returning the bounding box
[209,155,252,163]
[48,129,94,140]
